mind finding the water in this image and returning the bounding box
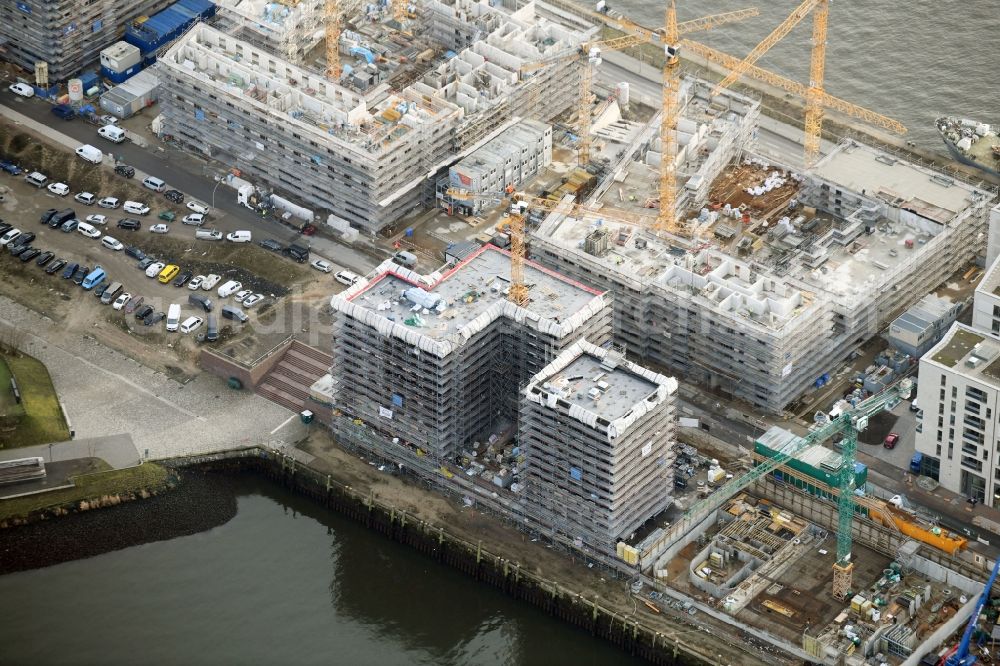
[602,0,996,149]
[0,476,640,666]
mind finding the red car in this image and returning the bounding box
[883,432,900,449]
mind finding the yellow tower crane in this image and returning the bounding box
[707,0,831,166]
[445,187,653,306]
[393,0,407,23]
[325,0,342,80]
[519,8,759,167]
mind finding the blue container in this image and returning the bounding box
[101,64,143,84]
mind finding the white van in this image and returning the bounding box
[76,221,101,239]
[225,230,252,243]
[101,235,124,251]
[75,144,103,164]
[218,280,242,298]
[195,228,223,241]
[142,176,166,192]
[24,172,47,188]
[166,304,182,332]
[201,274,221,291]
[123,201,150,215]
[97,125,126,143]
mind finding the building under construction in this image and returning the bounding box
[0,0,174,82]
[156,0,595,232]
[521,339,676,554]
[328,244,612,461]
[531,80,997,413]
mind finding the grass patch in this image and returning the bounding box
[0,463,171,523]
[0,353,70,448]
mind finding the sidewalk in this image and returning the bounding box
[0,434,140,470]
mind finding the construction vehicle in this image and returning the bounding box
[646,378,914,597]
[939,555,1000,666]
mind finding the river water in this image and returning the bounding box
[0,475,640,666]
[606,0,995,149]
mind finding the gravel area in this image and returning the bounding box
[0,297,305,459]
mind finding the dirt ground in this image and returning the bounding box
[300,430,792,666]
[0,121,329,375]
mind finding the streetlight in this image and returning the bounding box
[211,173,224,209]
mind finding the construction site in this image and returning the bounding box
[156,0,597,232]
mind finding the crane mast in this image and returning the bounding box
[325,0,341,80]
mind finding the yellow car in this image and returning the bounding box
[158,264,180,284]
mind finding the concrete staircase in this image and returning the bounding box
[255,342,332,414]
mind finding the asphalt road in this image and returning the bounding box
[0,91,379,275]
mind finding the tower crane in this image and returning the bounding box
[706,0,830,166]
[646,378,913,598]
[519,8,759,167]
[325,0,342,80]
[444,187,654,306]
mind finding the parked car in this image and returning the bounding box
[137,257,156,270]
[72,265,90,285]
[234,289,253,303]
[61,262,79,279]
[86,214,107,226]
[60,219,79,233]
[98,197,120,209]
[114,165,135,179]
[149,223,169,234]
[8,243,30,258]
[173,270,193,287]
[47,182,70,196]
[40,208,59,225]
[186,201,209,215]
[124,245,145,260]
[0,228,20,246]
[101,236,124,251]
[93,282,109,299]
[50,209,76,228]
[77,222,101,239]
[14,232,35,247]
[201,274,221,291]
[101,282,123,305]
[225,230,252,243]
[143,311,166,326]
[284,244,309,263]
[25,172,47,188]
[188,293,212,312]
[187,275,205,290]
[259,238,283,252]
[884,432,900,450]
[301,224,317,237]
[311,259,333,273]
[180,316,204,334]
[74,192,96,205]
[218,280,242,298]
[0,223,10,236]
[45,259,66,275]
[182,214,205,226]
[164,189,184,204]
[8,82,33,97]
[123,201,150,216]
[19,248,40,262]
[35,251,54,266]
[335,270,360,286]
[142,176,166,192]
[112,292,132,310]
[145,261,166,278]
[134,304,154,320]
[195,229,223,241]
[0,160,23,175]
[221,305,248,323]
[124,295,144,314]
[97,125,126,143]
[242,293,265,309]
[51,104,75,120]
[158,265,180,284]
[75,145,103,164]
[117,219,141,231]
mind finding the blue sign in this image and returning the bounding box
[570,467,582,481]
[16,2,31,14]
[391,393,404,407]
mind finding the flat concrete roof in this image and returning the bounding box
[927,323,1000,387]
[813,142,984,222]
[348,244,603,341]
[541,351,660,422]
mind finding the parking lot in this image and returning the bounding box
[0,124,346,375]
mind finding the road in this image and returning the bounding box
[0,91,380,275]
